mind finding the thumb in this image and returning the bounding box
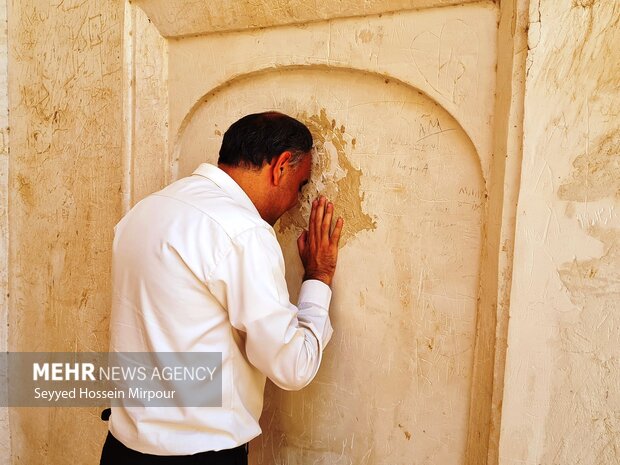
[297,230,308,256]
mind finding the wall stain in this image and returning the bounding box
[559,227,619,304]
[541,1,619,94]
[398,423,412,440]
[572,0,596,8]
[535,0,620,458]
[357,29,374,44]
[16,174,34,208]
[356,27,384,45]
[558,131,620,201]
[277,108,376,246]
[553,226,620,462]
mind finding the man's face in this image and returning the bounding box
[277,152,312,218]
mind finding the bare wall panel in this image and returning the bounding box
[7,0,124,463]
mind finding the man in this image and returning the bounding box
[100,112,343,464]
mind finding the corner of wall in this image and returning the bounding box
[465,0,529,464]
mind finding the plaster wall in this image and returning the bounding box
[132,0,487,38]
[7,0,124,463]
[3,0,617,465]
[158,3,499,464]
[178,69,486,464]
[0,0,9,461]
[9,1,503,463]
[499,1,620,464]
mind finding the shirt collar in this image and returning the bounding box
[191,163,260,217]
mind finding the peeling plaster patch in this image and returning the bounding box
[277,108,377,246]
[552,226,620,464]
[548,51,620,459]
[544,112,620,464]
[502,0,619,462]
[559,227,619,302]
[558,131,620,202]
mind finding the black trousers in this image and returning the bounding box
[100,431,248,465]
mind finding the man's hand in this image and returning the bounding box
[297,196,344,287]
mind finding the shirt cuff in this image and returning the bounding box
[298,279,332,311]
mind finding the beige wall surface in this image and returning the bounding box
[7,0,124,463]
[133,0,488,38]
[499,1,619,464]
[0,0,8,461]
[164,4,498,464]
[2,0,618,464]
[179,69,486,465]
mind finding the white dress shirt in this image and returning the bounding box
[108,163,334,455]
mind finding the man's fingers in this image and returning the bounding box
[330,217,344,247]
[314,196,326,240]
[301,197,342,287]
[297,230,307,255]
[321,202,334,242]
[309,199,318,244]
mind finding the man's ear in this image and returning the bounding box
[271,151,292,186]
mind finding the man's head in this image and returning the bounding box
[218,111,312,168]
[218,112,313,225]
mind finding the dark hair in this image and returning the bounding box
[218,112,313,169]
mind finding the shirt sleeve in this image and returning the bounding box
[205,226,334,391]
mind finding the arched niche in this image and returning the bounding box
[176,67,486,465]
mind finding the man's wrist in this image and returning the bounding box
[303,273,332,287]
